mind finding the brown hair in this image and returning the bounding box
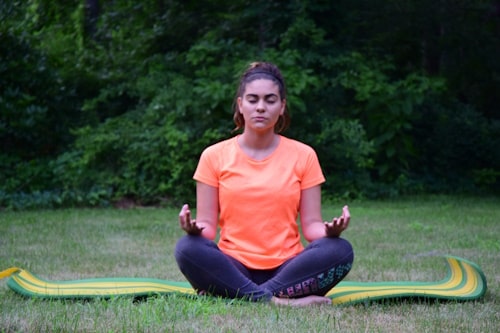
[232,62,290,133]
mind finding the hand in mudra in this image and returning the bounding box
[325,205,350,237]
[179,204,204,235]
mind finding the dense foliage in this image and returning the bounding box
[1,0,499,209]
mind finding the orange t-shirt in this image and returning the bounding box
[193,135,325,269]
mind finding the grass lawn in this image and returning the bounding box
[1,195,498,332]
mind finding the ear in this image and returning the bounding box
[237,97,243,114]
[280,99,286,115]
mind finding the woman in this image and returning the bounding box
[175,62,354,306]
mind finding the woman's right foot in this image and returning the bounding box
[271,295,331,307]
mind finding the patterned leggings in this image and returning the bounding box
[174,235,354,302]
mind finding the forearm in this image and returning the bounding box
[196,221,217,240]
[195,182,218,240]
[302,221,327,242]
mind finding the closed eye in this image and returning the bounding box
[245,94,279,104]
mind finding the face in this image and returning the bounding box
[237,79,286,133]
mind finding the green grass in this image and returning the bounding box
[1,195,498,332]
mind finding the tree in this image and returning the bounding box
[1,0,498,209]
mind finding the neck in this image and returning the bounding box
[237,130,280,161]
[239,130,277,149]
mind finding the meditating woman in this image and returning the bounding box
[175,61,354,306]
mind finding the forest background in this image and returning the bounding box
[1,0,499,209]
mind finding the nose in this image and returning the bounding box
[256,100,265,112]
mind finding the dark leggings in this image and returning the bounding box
[174,235,354,302]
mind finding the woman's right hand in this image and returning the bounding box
[324,205,350,238]
[179,204,204,235]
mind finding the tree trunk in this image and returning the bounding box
[85,0,99,38]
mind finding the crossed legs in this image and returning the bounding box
[174,235,353,306]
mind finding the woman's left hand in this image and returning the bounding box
[324,205,350,237]
[179,204,204,236]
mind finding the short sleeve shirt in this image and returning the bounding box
[193,135,325,269]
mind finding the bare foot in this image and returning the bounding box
[271,295,331,307]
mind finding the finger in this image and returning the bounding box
[343,217,349,229]
[179,204,189,218]
[324,222,334,230]
[178,205,185,225]
[325,222,341,237]
[341,206,350,226]
[180,203,189,213]
[342,205,350,219]
[329,217,344,230]
[179,204,190,227]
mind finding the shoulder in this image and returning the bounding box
[194,137,237,181]
[201,136,237,156]
[280,136,317,155]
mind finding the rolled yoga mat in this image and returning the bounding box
[0,256,487,305]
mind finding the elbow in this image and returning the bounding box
[301,229,316,243]
[301,222,325,243]
[201,226,217,240]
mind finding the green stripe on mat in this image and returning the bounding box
[326,256,487,304]
[0,256,487,305]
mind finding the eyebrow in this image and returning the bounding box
[245,93,279,99]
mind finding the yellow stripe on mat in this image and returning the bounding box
[0,256,486,305]
[326,256,487,305]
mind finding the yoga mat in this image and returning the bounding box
[0,256,486,305]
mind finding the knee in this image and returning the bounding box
[175,235,200,254]
[174,235,214,261]
[335,237,354,259]
[316,237,354,264]
[341,238,354,264]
